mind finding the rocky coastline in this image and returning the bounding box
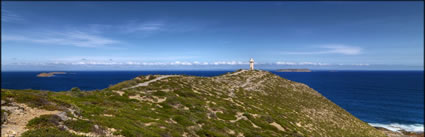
[374,127,424,137]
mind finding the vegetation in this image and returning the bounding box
[21,128,83,137]
[64,119,94,133]
[1,70,386,137]
[27,114,61,129]
[22,114,83,137]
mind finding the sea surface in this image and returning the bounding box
[1,70,424,132]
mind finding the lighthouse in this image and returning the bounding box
[249,58,254,70]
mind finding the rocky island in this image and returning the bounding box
[276,69,312,72]
[1,70,400,137]
[36,72,66,77]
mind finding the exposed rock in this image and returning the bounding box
[113,90,125,96]
[1,103,61,137]
[56,112,69,121]
[270,122,286,132]
[1,110,8,125]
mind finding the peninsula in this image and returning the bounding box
[2,70,389,137]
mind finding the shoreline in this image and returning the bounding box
[369,123,424,133]
[371,123,424,137]
[374,127,424,137]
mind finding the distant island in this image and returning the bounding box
[36,72,66,77]
[276,69,312,72]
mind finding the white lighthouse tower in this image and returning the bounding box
[249,58,254,70]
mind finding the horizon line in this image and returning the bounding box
[2,69,424,72]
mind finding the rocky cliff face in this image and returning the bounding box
[1,70,386,137]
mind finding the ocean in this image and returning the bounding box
[1,70,423,132]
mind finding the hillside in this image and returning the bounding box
[1,70,387,137]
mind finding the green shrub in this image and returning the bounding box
[216,112,236,121]
[196,129,227,137]
[21,128,82,137]
[70,87,83,97]
[71,87,81,92]
[27,114,62,129]
[174,89,197,98]
[152,91,167,96]
[64,119,94,133]
[172,115,194,126]
[108,80,137,90]
[11,91,58,110]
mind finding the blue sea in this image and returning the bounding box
[1,70,424,132]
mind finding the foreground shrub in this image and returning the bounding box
[26,114,61,129]
[64,119,94,133]
[21,128,82,137]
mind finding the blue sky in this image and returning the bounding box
[1,1,423,71]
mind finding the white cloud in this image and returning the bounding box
[298,62,329,66]
[2,31,119,48]
[3,59,372,67]
[322,45,362,55]
[351,64,370,66]
[170,61,193,66]
[2,19,208,48]
[121,21,164,33]
[282,45,362,55]
[4,60,253,66]
[275,61,329,66]
[119,20,209,34]
[212,61,248,65]
[276,61,297,65]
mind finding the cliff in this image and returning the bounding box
[1,70,386,137]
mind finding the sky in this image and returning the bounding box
[1,1,424,71]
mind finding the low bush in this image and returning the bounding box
[172,115,194,126]
[21,128,82,137]
[27,114,62,129]
[64,119,94,133]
